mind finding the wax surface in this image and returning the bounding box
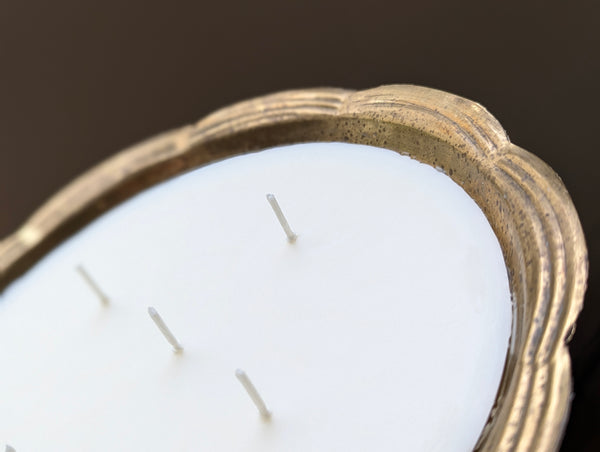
[0,143,511,451]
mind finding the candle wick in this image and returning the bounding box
[147,307,184,353]
[266,194,297,243]
[235,369,271,419]
[76,265,110,306]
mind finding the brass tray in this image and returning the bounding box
[0,85,588,451]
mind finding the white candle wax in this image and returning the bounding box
[0,143,511,451]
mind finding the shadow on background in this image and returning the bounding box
[0,1,598,449]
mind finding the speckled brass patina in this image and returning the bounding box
[0,85,588,451]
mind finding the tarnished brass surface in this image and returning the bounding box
[0,85,588,451]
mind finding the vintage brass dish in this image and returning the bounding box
[0,85,588,451]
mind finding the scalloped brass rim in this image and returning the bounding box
[0,85,588,451]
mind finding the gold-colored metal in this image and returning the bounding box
[0,85,587,451]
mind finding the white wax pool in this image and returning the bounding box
[0,142,511,452]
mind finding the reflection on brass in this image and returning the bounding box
[0,85,588,451]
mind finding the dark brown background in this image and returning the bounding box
[0,1,598,450]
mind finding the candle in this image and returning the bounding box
[0,142,511,451]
